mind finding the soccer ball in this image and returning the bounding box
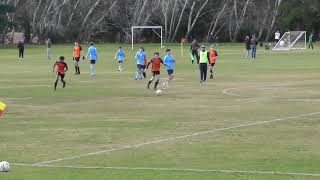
[0,161,10,172]
[279,40,285,46]
[156,90,163,96]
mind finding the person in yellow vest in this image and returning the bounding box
[199,45,210,83]
[0,101,7,118]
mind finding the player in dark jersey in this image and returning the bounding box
[146,52,164,90]
[53,56,68,91]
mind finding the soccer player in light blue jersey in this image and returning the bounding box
[163,49,175,89]
[85,42,98,78]
[135,47,146,80]
[115,47,126,71]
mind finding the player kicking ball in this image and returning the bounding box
[146,52,164,90]
[53,56,68,91]
[163,49,175,90]
[209,46,218,79]
[115,47,126,71]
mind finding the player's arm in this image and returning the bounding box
[80,46,85,60]
[64,62,69,72]
[52,62,57,72]
[207,52,210,61]
[114,51,118,59]
[85,49,89,60]
[146,59,153,69]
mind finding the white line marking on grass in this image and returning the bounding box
[222,88,243,97]
[32,111,320,166]
[12,163,320,177]
[0,85,50,89]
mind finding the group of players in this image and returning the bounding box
[53,40,218,91]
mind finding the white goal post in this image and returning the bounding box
[131,26,163,50]
[273,31,306,50]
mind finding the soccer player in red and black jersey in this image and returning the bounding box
[146,52,164,90]
[53,56,68,91]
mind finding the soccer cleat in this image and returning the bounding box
[210,75,213,79]
[63,82,66,88]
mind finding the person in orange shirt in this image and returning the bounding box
[209,46,218,79]
[146,52,164,90]
[53,56,68,91]
[73,41,83,75]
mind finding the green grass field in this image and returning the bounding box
[1,43,320,180]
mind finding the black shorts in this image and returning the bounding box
[141,65,146,69]
[90,60,96,64]
[210,63,215,67]
[167,69,174,75]
[56,72,65,79]
[152,71,160,76]
[74,57,80,62]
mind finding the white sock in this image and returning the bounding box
[90,64,95,75]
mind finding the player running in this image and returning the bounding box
[73,41,83,75]
[85,42,98,78]
[146,52,164,90]
[114,47,126,71]
[53,56,68,91]
[135,47,147,80]
[163,49,175,90]
[209,45,218,79]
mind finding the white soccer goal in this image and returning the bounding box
[130,26,163,50]
[273,31,306,50]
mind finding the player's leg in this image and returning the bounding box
[147,73,155,89]
[90,60,95,77]
[203,63,208,82]
[54,74,60,91]
[190,51,195,64]
[195,51,200,64]
[61,74,66,88]
[154,73,160,90]
[199,64,204,82]
[77,59,81,74]
[142,66,146,79]
[21,49,24,58]
[74,59,78,74]
[163,70,174,89]
[210,63,215,79]
[118,61,121,71]
[19,49,22,59]
[135,65,140,80]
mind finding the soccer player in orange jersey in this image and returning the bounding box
[73,41,83,75]
[146,52,164,90]
[53,56,68,91]
[209,46,218,79]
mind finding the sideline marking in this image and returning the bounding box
[32,111,320,165]
[13,163,320,177]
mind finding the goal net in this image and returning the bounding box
[125,26,163,50]
[273,31,306,50]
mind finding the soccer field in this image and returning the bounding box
[1,43,320,180]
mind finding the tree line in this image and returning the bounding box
[0,0,320,44]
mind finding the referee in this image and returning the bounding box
[199,45,210,83]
